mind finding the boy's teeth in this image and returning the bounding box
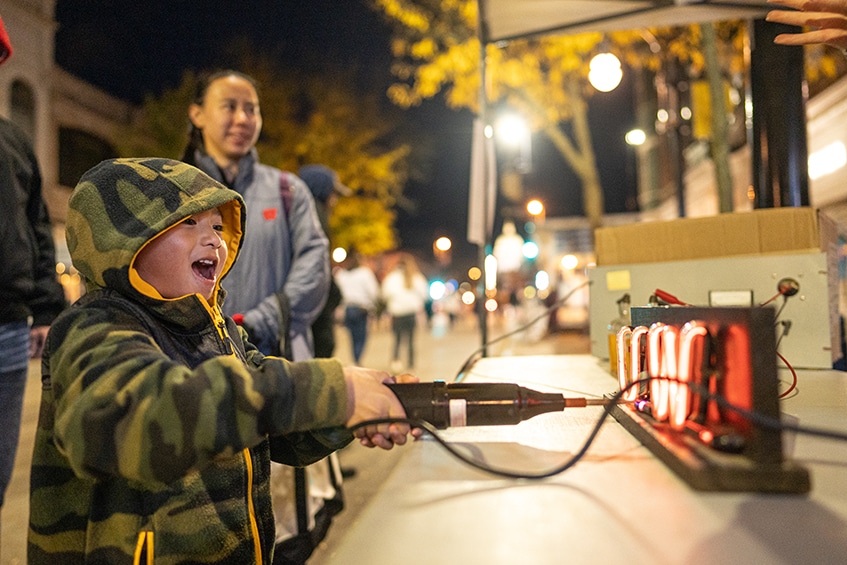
[193,260,216,280]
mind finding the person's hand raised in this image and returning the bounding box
[767,0,847,50]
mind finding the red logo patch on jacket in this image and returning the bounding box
[263,208,277,221]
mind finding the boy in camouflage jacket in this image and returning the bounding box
[28,158,416,564]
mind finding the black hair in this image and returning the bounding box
[181,70,260,166]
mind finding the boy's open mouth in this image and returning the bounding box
[193,259,217,280]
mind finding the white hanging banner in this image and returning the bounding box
[467,118,497,246]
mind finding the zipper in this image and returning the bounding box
[244,447,263,564]
[218,318,236,355]
[133,530,154,565]
[211,306,261,562]
[212,312,246,363]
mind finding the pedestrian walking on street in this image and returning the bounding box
[381,253,428,372]
[336,252,380,365]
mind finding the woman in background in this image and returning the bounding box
[336,252,380,365]
[381,253,429,372]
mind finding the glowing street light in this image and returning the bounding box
[625,128,647,146]
[526,198,545,227]
[429,280,447,301]
[332,247,347,263]
[495,113,530,149]
[433,236,452,265]
[535,270,550,291]
[522,241,539,260]
[495,112,532,175]
[588,52,623,93]
[526,199,544,217]
[560,254,579,270]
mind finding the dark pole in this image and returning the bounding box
[750,18,809,208]
[664,58,686,218]
[477,6,490,358]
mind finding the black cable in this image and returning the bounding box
[349,386,624,480]
[773,295,789,321]
[356,278,844,479]
[351,376,847,480]
[630,377,847,444]
[639,376,847,444]
[454,280,591,382]
[711,388,847,443]
[776,320,791,349]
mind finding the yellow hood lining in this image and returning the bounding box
[128,199,242,307]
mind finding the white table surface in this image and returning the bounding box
[325,355,847,565]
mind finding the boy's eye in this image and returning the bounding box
[184,218,197,225]
[213,224,224,232]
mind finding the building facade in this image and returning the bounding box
[1,0,135,251]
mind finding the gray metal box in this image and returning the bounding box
[587,251,839,369]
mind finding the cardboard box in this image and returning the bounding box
[594,207,836,266]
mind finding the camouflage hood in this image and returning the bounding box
[66,158,244,308]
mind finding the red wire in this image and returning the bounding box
[654,288,690,306]
[653,288,797,399]
[759,289,786,307]
[777,351,798,398]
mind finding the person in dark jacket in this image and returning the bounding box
[0,16,65,514]
[28,158,418,564]
[298,164,351,359]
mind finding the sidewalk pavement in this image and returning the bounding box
[0,312,590,564]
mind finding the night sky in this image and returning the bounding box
[54,0,636,274]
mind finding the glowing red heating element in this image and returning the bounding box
[616,321,709,431]
[611,306,808,493]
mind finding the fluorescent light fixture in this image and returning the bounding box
[809,141,846,180]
